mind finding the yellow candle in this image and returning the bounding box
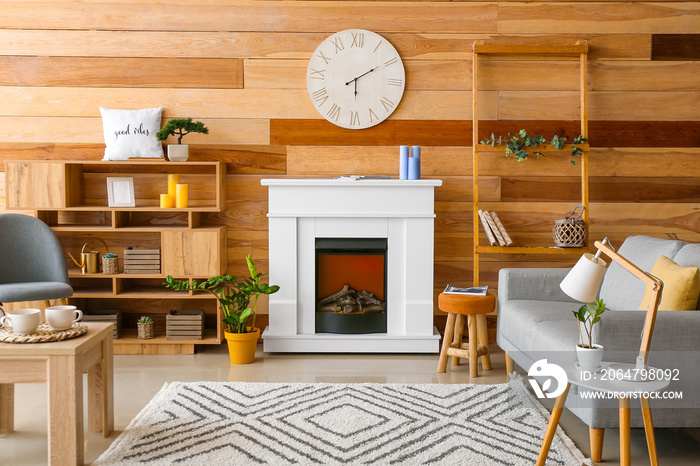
[167,174,180,196]
[160,193,175,208]
[176,183,188,208]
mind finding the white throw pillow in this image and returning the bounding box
[99,107,164,161]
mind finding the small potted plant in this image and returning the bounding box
[156,118,209,162]
[164,256,279,364]
[572,298,606,370]
[137,316,154,340]
[102,252,118,274]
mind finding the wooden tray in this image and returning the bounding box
[0,323,88,344]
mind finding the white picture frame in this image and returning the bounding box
[106,177,136,207]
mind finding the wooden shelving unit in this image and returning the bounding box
[5,160,227,354]
[472,41,590,286]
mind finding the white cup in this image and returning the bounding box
[0,308,41,335]
[45,305,83,331]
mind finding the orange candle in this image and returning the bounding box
[167,174,180,196]
[176,183,188,208]
[160,193,175,208]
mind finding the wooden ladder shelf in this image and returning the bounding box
[472,41,590,286]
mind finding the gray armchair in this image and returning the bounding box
[0,213,73,313]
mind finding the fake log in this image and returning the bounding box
[317,284,386,314]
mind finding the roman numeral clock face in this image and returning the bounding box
[306,29,406,130]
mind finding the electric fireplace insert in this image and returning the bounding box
[315,238,387,334]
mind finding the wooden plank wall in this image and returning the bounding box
[1,0,698,321]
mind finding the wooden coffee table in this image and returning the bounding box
[0,322,114,465]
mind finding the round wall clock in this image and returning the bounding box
[306,29,406,130]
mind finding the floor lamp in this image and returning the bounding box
[537,238,665,466]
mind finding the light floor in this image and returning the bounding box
[1,344,698,465]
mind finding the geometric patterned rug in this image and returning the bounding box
[95,375,588,465]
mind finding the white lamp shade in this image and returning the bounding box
[560,253,607,303]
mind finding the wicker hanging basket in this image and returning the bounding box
[553,205,586,247]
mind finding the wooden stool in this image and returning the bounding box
[437,292,495,377]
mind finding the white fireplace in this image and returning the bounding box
[261,178,442,353]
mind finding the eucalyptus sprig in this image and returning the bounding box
[480,129,588,165]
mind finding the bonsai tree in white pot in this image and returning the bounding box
[156,118,209,162]
[573,298,606,370]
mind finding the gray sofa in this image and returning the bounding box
[497,235,700,460]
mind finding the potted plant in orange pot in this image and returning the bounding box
[164,256,279,364]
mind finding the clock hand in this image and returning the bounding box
[345,66,379,99]
[354,66,378,81]
[345,67,379,86]
[345,66,378,86]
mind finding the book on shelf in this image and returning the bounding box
[478,210,513,247]
[482,211,506,246]
[490,212,514,246]
[478,210,497,246]
[443,284,488,296]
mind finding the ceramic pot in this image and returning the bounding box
[167,144,189,162]
[224,327,260,364]
[576,343,604,370]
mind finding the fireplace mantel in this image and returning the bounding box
[261,178,442,353]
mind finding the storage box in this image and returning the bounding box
[124,248,161,274]
[82,309,122,339]
[166,309,204,341]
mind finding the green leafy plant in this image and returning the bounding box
[137,316,153,324]
[480,129,588,165]
[163,255,279,334]
[156,118,209,144]
[572,299,606,349]
[103,252,118,259]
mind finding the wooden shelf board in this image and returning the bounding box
[473,43,588,55]
[114,329,221,345]
[475,143,589,152]
[56,225,221,232]
[71,289,215,299]
[69,272,225,281]
[113,290,202,299]
[475,245,588,255]
[54,225,183,232]
[69,269,112,277]
[52,224,113,232]
[71,290,115,298]
[56,206,220,212]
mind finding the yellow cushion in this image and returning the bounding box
[638,255,700,311]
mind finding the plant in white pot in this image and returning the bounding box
[572,298,606,370]
[156,118,209,162]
